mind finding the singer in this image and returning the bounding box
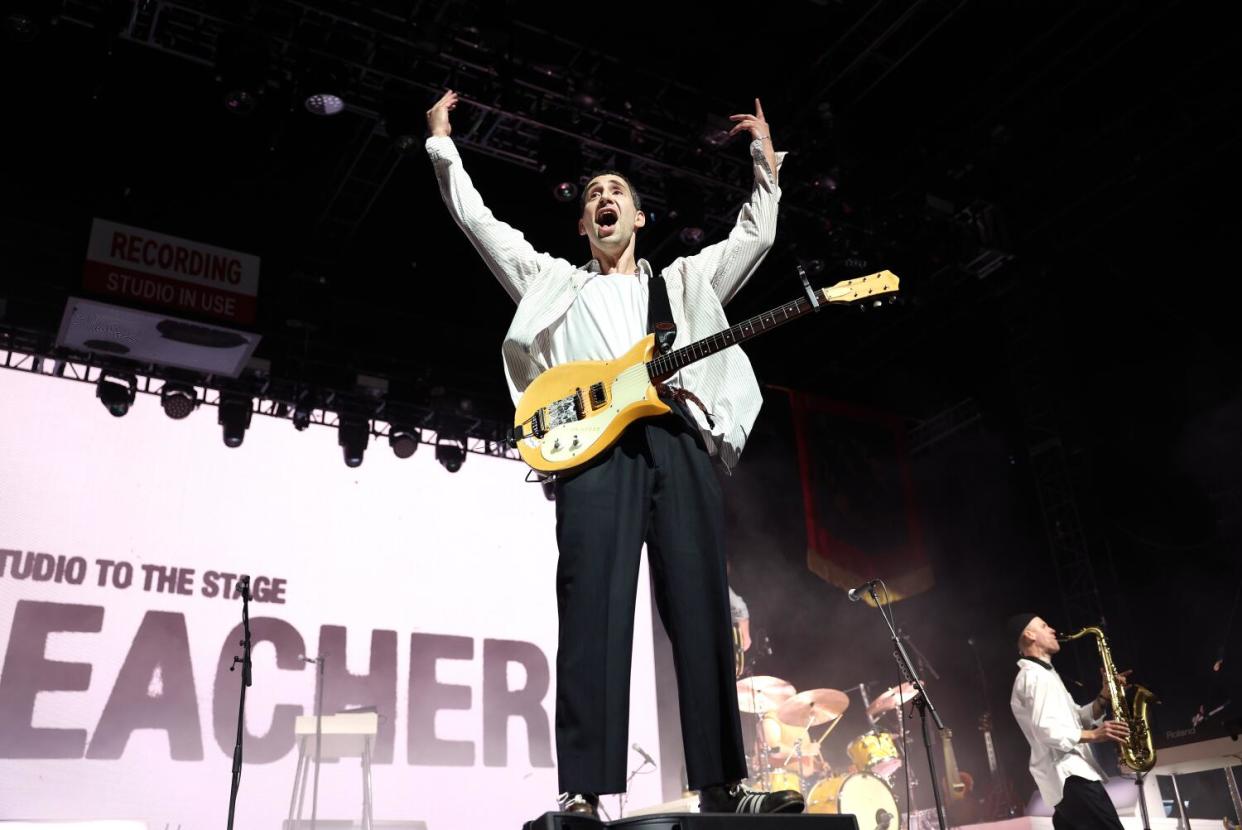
[1007,614,1130,830]
[424,91,801,816]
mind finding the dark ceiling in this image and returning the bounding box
[3,0,1235,405]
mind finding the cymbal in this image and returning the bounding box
[736,675,797,714]
[775,688,850,727]
[867,682,919,717]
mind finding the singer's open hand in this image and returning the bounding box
[728,97,778,183]
[426,89,458,138]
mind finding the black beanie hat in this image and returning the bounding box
[1006,612,1038,653]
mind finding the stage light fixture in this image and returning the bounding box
[389,425,421,459]
[435,437,466,473]
[339,415,369,468]
[302,62,346,116]
[538,130,582,206]
[213,28,270,117]
[218,394,253,448]
[305,93,345,116]
[667,176,706,249]
[291,389,317,431]
[379,80,422,153]
[96,375,135,417]
[160,383,198,420]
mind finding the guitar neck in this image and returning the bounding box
[943,731,963,788]
[983,729,998,775]
[647,295,819,381]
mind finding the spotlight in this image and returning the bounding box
[812,172,839,192]
[292,390,314,431]
[380,80,422,152]
[96,375,135,418]
[160,383,198,420]
[668,176,706,249]
[571,76,602,110]
[435,436,466,473]
[3,4,51,43]
[339,415,369,468]
[222,89,258,116]
[214,28,270,116]
[538,129,582,206]
[305,94,345,116]
[301,59,346,116]
[389,425,421,459]
[218,394,253,448]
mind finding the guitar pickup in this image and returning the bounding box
[589,382,606,409]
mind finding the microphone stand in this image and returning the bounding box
[226,576,253,830]
[303,655,328,830]
[866,583,948,830]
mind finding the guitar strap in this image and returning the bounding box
[646,271,677,355]
[647,269,715,428]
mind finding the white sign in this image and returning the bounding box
[83,219,260,324]
[0,369,664,829]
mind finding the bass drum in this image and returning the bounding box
[807,772,900,830]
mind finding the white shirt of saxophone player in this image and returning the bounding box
[1010,657,1108,807]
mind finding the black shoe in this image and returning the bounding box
[699,782,805,814]
[557,792,600,819]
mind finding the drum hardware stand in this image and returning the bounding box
[861,582,949,830]
[859,683,878,731]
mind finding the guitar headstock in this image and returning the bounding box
[820,270,900,304]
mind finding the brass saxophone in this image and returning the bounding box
[1059,626,1157,773]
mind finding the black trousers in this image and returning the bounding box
[552,410,747,795]
[1053,776,1125,830]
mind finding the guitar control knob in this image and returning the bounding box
[552,439,561,451]
[571,436,579,448]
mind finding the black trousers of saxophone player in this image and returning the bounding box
[1052,777,1126,830]
[552,407,747,795]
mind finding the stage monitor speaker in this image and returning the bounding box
[524,812,861,830]
[282,822,427,830]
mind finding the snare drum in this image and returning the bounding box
[807,771,901,830]
[847,730,902,779]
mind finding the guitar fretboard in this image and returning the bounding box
[646,295,820,380]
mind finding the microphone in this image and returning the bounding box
[847,579,881,602]
[632,743,656,767]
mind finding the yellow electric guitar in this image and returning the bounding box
[511,270,900,473]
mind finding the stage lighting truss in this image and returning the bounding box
[0,337,522,465]
[54,0,808,245]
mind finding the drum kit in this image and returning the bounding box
[736,676,923,830]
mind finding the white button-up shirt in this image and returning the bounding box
[425,135,785,471]
[1010,657,1107,807]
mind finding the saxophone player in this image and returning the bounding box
[1008,614,1131,830]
